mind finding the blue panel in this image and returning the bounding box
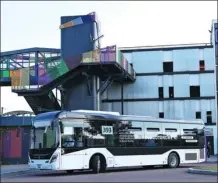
[0,117,33,126]
[204,48,214,70]
[64,77,94,110]
[215,28,218,43]
[200,74,215,96]
[61,14,95,60]
[132,51,163,73]
[174,75,189,97]
[21,128,30,161]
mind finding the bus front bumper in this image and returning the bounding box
[28,160,57,170]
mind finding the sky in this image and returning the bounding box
[1,1,217,113]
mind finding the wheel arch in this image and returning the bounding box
[168,151,180,165]
[89,153,107,169]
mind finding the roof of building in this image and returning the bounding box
[119,43,213,52]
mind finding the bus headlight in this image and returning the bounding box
[50,154,58,163]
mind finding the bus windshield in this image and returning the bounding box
[30,125,59,149]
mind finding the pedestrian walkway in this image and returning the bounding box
[206,155,218,163]
[0,164,29,175]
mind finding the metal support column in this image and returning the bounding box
[93,76,97,110]
[35,51,39,89]
[96,77,100,111]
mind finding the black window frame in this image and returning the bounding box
[206,111,212,123]
[199,60,205,71]
[163,61,173,72]
[196,111,201,119]
[159,112,164,118]
[169,86,174,98]
[190,85,201,97]
[159,87,164,98]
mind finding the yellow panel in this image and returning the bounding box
[93,50,100,63]
[82,51,93,63]
[20,68,30,88]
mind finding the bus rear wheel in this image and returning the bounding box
[90,155,106,174]
[167,152,179,168]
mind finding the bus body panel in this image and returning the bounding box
[29,147,205,171]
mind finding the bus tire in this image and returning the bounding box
[167,152,179,168]
[66,170,74,174]
[90,155,106,173]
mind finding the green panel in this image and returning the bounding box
[117,51,122,65]
[44,57,59,80]
[3,70,9,77]
[47,66,59,80]
[56,59,69,75]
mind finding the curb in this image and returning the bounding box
[188,168,218,176]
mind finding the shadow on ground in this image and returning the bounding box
[32,165,197,177]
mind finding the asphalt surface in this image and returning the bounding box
[1,163,217,182]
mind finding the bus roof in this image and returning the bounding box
[33,110,204,125]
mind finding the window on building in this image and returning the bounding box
[206,111,212,123]
[163,62,173,72]
[199,60,205,71]
[159,87,164,98]
[169,87,174,98]
[196,112,201,119]
[190,86,200,97]
[159,112,164,118]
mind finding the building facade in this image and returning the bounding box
[102,20,218,155]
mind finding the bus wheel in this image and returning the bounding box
[91,155,106,173]
[66,170,74,174]
[167,152,179,168]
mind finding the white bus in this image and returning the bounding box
[28,110,205,173]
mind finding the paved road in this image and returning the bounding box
[1,164,217,182]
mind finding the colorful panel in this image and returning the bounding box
[92,50,100,63]
[2,131,11,158]
[10,129,22,158]
[64,54,82,69]
[56,59,69,75]
[3,70,10,77]
[21,128,30,160]
[60,14,95,29]
[61,14,95,60]
[10,70,21,87]
[20,68,30,88]
[82,51,93,63]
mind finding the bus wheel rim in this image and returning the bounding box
[170,156,177,166]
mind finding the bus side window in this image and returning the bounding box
[144,123,162,147]
[162,123,180,147]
